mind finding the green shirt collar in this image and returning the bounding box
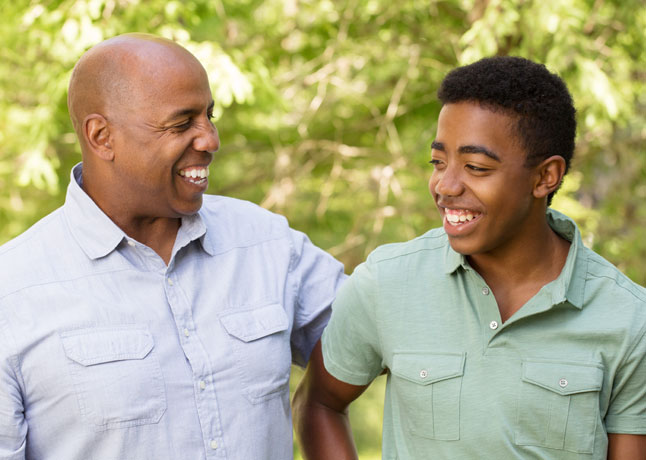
[444,208,587,309]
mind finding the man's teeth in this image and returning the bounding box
[178,168,209,180]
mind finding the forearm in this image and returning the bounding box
[293,395,357,460]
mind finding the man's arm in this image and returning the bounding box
[0,315,27,460]
[292,340,370,460]
[608,434,646,459]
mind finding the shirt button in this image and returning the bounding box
[419,369,428,379]
[127,240,136,247]
[199,380,206,390]
[167,278,174,286]
[559,378,568,388]
[489,320,498,330]
[183,328,190,337]
[482,286,490,295]
[210,440,218,450]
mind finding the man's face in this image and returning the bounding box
[107,51,219,219]
[429,101,539,257]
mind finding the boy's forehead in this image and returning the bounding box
[435,102,526,159]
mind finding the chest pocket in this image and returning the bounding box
[60,326,167,431]
[220,303,291,404]
[391,352,465,441]
[515,359,603,454]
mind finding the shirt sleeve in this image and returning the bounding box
[605,323,646,434]
[321,260,384,386]
[288,228,346,368]
[0,312,27,460]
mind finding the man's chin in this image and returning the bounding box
[172,197,204,218]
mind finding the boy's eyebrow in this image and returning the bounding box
[431,140,501,162]
[458,145,501,162]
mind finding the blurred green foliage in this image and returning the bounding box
[1,0,645,456]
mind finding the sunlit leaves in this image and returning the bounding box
[1,0,644,285]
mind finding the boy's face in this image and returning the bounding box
[429,101,541,257]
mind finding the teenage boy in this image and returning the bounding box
[293,56,646,459]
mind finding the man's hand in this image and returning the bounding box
[292,340,371,460]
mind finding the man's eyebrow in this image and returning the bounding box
[430,140,444,151]
[163,100,215,123]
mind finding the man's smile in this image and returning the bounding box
[178,166,209,185]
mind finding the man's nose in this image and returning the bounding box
[194,120,220,153]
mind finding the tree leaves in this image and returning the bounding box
[1,0,644,284]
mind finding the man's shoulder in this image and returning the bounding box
[367,226,448,265]
[0,208,66,260]
[0,208,69,297]
[199,195,291,248]
[200,195,287,224]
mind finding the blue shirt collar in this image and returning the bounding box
[63,163,214,260]
[444,208,587,309]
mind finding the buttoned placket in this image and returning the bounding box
[163,261,226,458]
[466,270,504,348]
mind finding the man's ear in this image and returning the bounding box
[83,114,114,161]
[533,155,567,199]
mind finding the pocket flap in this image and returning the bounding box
[60,326,154,366]
[391,352,465,386]
[522,359,603,395]
[220,303,289,343]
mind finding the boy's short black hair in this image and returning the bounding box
[437,56,576,204]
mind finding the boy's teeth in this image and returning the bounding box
[445,210,479,225]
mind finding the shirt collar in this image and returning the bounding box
[443,208,587,309]
[64,163,215,260]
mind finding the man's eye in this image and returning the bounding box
[174,120,193,131]
[429,159,443,167]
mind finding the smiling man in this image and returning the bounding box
[293,57,646,459]
[0,34,345,460]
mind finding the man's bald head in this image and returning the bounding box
[67,34,206,149]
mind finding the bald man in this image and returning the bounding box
[0,34,345,460]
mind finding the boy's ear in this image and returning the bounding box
[83,114,114,161]
[533,155,567,199]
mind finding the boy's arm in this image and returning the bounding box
[607,434,646,459]
[292,340,371,460]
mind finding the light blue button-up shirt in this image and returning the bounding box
[0,164,345,460]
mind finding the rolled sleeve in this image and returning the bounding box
[288,228,346,367]
[322,261,383,386]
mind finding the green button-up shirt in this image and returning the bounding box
[322,209,646,459]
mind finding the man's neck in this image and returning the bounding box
[115,215,181,265]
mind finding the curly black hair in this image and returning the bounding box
[437,56,576,204]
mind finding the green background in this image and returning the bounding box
[1,1,644,457]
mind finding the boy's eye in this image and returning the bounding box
[466,164,489,172]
